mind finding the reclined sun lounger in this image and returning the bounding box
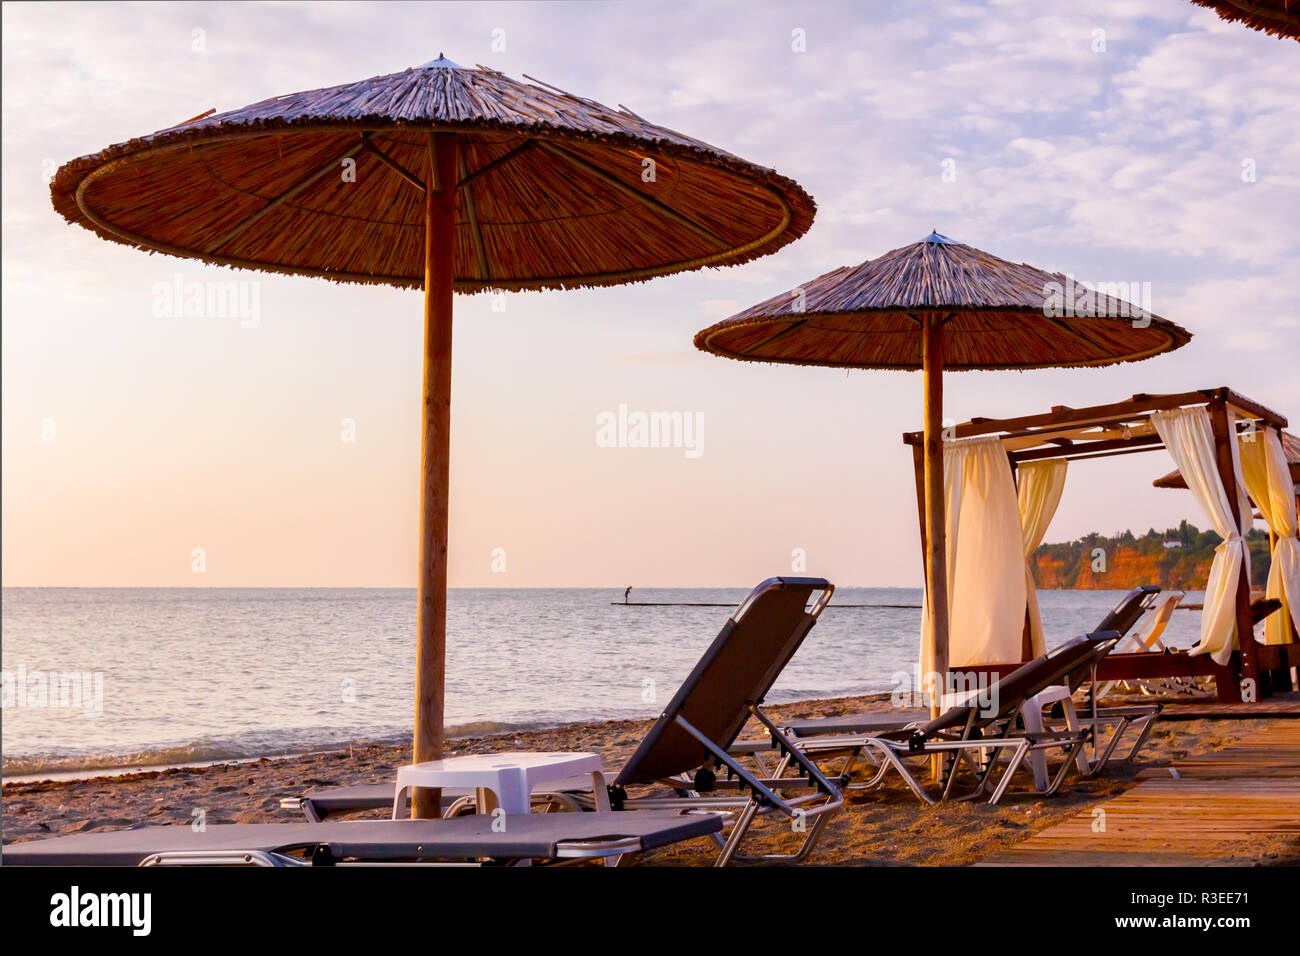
[1097,585,1162,635]
[758,585,1163,778]
[283,577,844,866]
[1025,587,1165,773]
[747,631,1122,805]
[593,577,843,864]
[1086,588,1183,705]
[1,812,722,867]
[1025,593,1288,770]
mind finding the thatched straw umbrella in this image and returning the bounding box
[1190,0,1300,41]
[695,232,1190,721]
[51,55,815,817]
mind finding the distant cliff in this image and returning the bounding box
[1031,521,1271,590]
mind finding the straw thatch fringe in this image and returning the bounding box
[1191,0,1300,41]
[51,62,815,292]
[694,236,1192,371]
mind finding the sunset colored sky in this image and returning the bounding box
[3,0,1297,587]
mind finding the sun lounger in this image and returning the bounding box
[753,631,1122,805]
[1096,585,1162,636]
[594,577,844,864]
[282,577,844,866]
[765,586,1163,782]
[1021,587,1166,775]
[1034,594,1289,756]
[992,586,1163,780]
[1,811,722,867]
[1095,590,1187,700]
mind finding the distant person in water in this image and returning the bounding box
[624,586,632,604]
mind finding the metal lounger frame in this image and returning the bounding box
[593,702,844,866]
[138,834,648,867]
[754,631,1126,805]
[790,711,1088,805]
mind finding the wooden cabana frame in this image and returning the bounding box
[902,386,1296,703]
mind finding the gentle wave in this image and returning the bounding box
[2,735,387,778]
[1,719,571,778]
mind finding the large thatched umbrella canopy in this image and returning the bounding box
[695,232,1190,713]
[51,56,813,289]
[1191,0,1300,42]
[52,55,815,817]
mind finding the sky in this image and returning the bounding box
[2,0,1297,588]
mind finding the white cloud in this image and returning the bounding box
[3,0,1297,586]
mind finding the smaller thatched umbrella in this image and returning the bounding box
[1154,430,1300,492]
[695,232,1191,719]
[1190,0,1300,41]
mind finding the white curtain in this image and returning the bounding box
[1238,427,1300,645]
[1017,459,1068,659]
[920,436,1027,675]
[1151,407,1251,665]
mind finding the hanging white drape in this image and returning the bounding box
[1017,459,1068,659]
[1238,426,1300,645]
[920,436,1027,675]
[1152,407,1251,665]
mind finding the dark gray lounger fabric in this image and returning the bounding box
[781,710,929,737]
[616,577,830,786]
[907,632,1117,740]
[304,782,404,813]
[1097,586,1160,637]
[777,631,1119,742]
[2,811,721,866]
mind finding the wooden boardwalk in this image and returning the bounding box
[1158,690,1300,720]
[977,723,1300,866]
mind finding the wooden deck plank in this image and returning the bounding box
[977,723,1300,866]
[1157,690,1300,720]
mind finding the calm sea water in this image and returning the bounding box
[1,587,1207,777]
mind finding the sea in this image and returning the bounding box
[1,587,1208,779]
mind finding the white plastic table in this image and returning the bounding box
[1021,685,1090,790]
[392,751,603,818]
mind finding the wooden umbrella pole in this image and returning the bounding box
[922,314,949,778]
[412,132,459,819]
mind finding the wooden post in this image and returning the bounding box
[922,315,949,720]
[913,434,951,769]
[911,438,941,778]
[1209,397,1259,703]
[412,133,458,819]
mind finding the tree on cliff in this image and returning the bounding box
[1032,522,1271,590]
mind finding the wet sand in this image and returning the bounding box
[3,693,1295,865]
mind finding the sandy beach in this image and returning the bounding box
[5,692,1296,866]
